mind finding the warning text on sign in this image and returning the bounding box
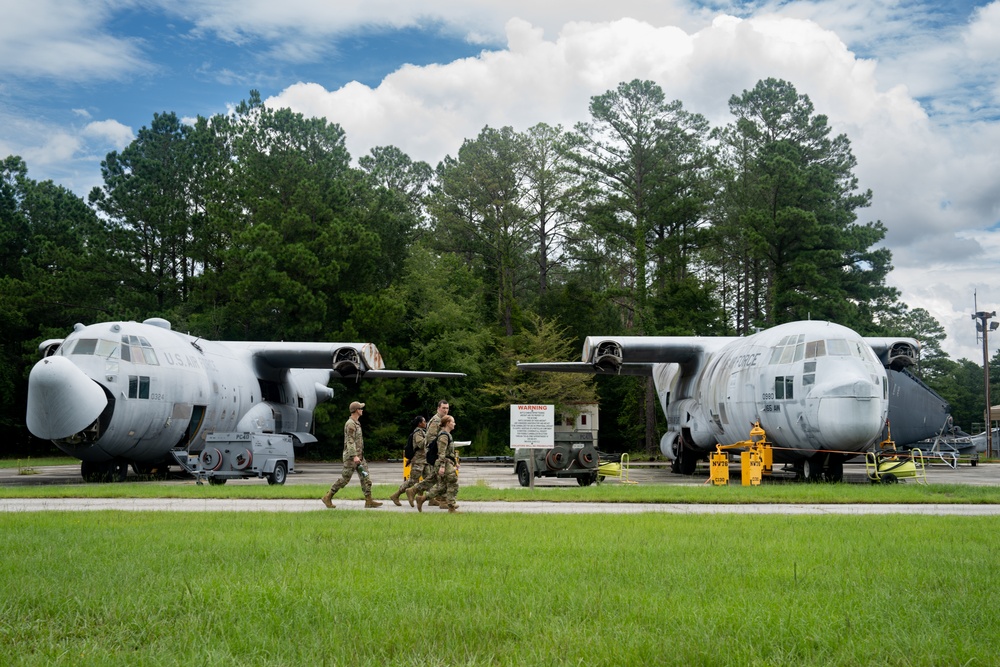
[509,404,554,449]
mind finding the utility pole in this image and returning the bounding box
[972,309,997,458]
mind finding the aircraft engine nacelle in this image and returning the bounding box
[583,339,624,372]
[867,338,920,371]
[331,343,386,376]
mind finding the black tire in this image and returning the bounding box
[824,457,844,483]
[516,463,531,487]
[576,473,597,487]
[208,477,227,486]
[882,473,898,484]
[678,449,698,476]
[268,461,288,485]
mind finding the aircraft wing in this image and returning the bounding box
[356,369,466,379]
[518,336,731,375]
[232,342,464,378]
[516,361,654,376]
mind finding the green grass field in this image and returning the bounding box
[1,511,997,666]
[3,480,1000,505]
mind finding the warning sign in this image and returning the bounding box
[509,404,554,449]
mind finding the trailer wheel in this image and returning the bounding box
[576,473,597,487]
[516,462,530,487]
[268,461,288,485]
[208,477,227,486]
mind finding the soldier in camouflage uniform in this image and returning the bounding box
[390,415,426,507]
[321,401,383,509]
[418,415,459,513]
[410,399,449,504]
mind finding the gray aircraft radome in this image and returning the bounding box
[518,320,946,482]
[25,318,463,482]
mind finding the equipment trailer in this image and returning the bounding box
[173,432,294,485]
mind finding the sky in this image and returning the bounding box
[2,0,1000,362]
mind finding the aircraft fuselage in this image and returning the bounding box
[26,319,348,468]
[663,322,889,458]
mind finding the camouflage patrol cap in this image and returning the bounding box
[349,401,366,412]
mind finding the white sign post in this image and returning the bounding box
[510,404,554,490]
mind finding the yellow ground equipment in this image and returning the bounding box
[709,422,773,487]
[597,453,636,484]
[865,441,927,484]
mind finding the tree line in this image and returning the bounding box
[0,78,993,460]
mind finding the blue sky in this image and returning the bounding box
[3,0,1000,360]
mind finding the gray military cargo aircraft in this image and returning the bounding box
[26,318,462,482]
[518,320,943,481]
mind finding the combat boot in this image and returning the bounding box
[405,488,416,507]
[364,496,383,508]
[416,494,426,512]
[389,490,403,506]
[320,491,335,509]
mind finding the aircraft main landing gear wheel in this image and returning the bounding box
[267,461,287,485]
[677,449,698,476]
[824,457,844,483]
[801,457,824,482]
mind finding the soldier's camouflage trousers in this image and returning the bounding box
[330,460,372,496]
[411,463,437,495]
[427,467,458,507]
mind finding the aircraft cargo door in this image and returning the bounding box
[173,404,206,452]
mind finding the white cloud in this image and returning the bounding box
[266,10,1000,361]
[160,0,695,48]
[0,0,147,81]
[5,0,1000,363]
[81,119,135,149]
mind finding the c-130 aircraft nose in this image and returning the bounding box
[26,356,108,441]
[813,378,885,449]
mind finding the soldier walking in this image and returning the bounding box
[409,399,449,506]
[418,415,460,513]
[321,401,383,509]
[390,415,426,507]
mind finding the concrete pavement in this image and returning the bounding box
[2,458,1000,514]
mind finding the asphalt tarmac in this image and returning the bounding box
[3,457,999,514]
[2,456,999,487]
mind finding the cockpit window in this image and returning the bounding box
[120,335,159,366]
[827,339,851,356]
[769,334,805,364]
[70,338,119,357]
[805,340,826,358]
[71,339,97,355]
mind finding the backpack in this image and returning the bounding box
[404,430,416,461]
[426,434,439,466]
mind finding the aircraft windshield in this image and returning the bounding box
[827,338,869,360]
[70,338,119,357]
[120,335,159,365]
[768,334,805,364]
